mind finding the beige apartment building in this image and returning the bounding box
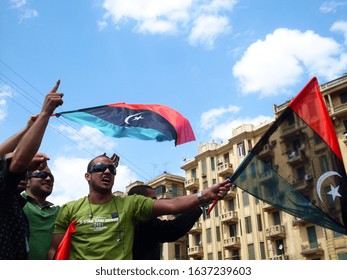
[181,74,347,260]
[125,74,347,260]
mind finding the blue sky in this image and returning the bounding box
[1,0,347,205]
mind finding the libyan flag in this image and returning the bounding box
[54,102,196,146]
[229,77,347,235]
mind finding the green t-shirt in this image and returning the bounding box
[22,193,60,260]
[54,194,153,260]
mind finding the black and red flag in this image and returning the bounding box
[54,102,195,146]
[212,77,347,234]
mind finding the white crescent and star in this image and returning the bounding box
[316,171,342,202]
[124,113,144,124]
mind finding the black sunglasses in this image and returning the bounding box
[88,163,116,175]
[28,171,54,182]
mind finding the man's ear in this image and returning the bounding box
[85,172,90,181]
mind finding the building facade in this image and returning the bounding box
[181,74,347,260]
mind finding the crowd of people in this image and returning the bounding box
[0,80,232,260]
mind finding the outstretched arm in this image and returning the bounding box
[0,115,38,155]
[9,80,63,173]
[152,179,232,217]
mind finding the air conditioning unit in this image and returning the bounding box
[305,174,313,180]
[217,159,223,165]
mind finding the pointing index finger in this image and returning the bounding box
[51,80,61,93]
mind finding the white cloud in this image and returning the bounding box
[320,1,347,13]
[19,8,38,22]
[199,104,272,141]
[100,0,237,47]
[233,28,347,96]
[49,156,138,206]
[210,115,272,141]
[0,85,13,121]
[9,0,38,22]
[10,0,26,8]
[331,21,347,45]
[54,124,118,154]
[97,20,108,31]
[200,105,240,130]
[189,15,230,48]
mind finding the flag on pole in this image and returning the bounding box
[54,103,195,146]
[216,77,347,234]
[54,220,77,260]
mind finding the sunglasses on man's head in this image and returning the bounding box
[88,163,116,175]
[28,171,54,182]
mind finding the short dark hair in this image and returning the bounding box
[87,154,109,172]
[128,185,153,196]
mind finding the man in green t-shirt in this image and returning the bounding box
[48,154,232,260]
[22,166,60,259]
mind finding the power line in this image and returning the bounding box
[0,59,153,181]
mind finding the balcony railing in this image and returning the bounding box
[189,222,202,234]
[301,242,324,256]
[266,225,286,239]
[185,178,199,191]
[223,236,241,249]
[188,245,203,257]
[217,162,234,177]
[219,211,238,224]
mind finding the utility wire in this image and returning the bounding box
[0,59,152,181]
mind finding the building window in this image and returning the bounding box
[229,223,237,237]
[228,199,235,211]
[206,228,212,243]
[339,92,347,103]
[248,243,255,260]
[242,191,249,206]
[273,211,281,225]
[319,155,329,173]
[287,111,295,126]
[214,203,219,217]
[257,214,263,231]
[248,139,253,151]
[191,168,196,178]
[217,251,222,260]
[202,205,210,220]
[232,250,240,260]
[172,185,178,197]
[210,157,215,171]
[237,141,246,157]
[307,226,318,248]
[338,253,347,260]
[195,235,201,246]
[201,159,207,177]
[245,216,252,234]
[223,152,230,163]
[260,242,266,259]
[343,119,347,133]
[175,244,181,260]
[296,166,306,181]
[207,253,213,260]
[216,226,221,242]
[275,239,285,256]
[154,185,166,196]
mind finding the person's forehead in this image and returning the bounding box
[92,156,111,165]
[32,167,52,173]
